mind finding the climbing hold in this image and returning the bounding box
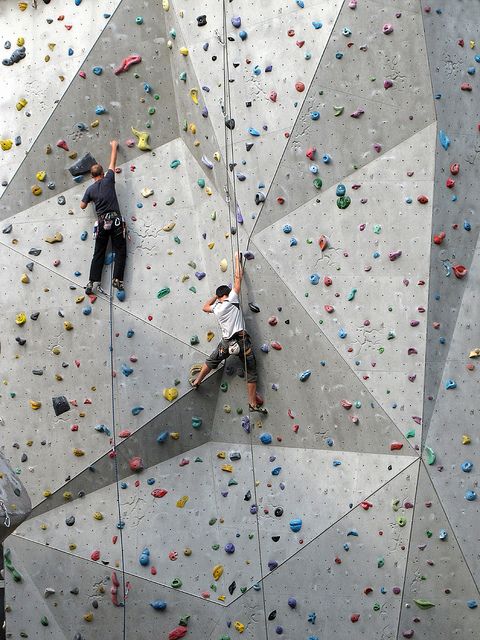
[131,127,151,151]
[163,388,178,402]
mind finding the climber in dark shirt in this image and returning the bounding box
[80,140,126,294]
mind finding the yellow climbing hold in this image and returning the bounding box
[93,512,103,521]
[234,622,245,633]
[36,170,46,182]
[29,400,41,410]
[131,126,151,151]
[48,43,56,51]
[18,3,28,11]
[218,595,226,602]
[468,348,480,358]
[64,321,74,331]
[170,432,180,440]
[217,451,226,459]
[214,151,221,162]
[83,612,94,622]
[42,490,52,498]
[462,434,471,444]
[75,295,85,304]
[40,523,48,530]
[69,543,77,551]
[91,119,100,128]
[1,139,13,151]
[190,88,199,105]
[179,47,189,56]
[162,221,176,232]
[55,374,63,381]
[221,464,233,473]
[63,492,73,500]
[205,187,213,196]
[208,242,215,250]
[220,258,228,272]
[16,98,27,111]
[31,185,42,196]
[141,187,154,198]
[45,144,52,154]
[162,0,169,10]
[20,273,30,284]
[15,312,26,325]
[51,346,61,355]
[163,387,178,402]
[212,564,224,581]
[176,495,189,508]
[189,123,197,134]
[17,37,25,47]
[72,448,85,457]
[207,331,215,342]
[193,140,200,147]
[45,231,63,243]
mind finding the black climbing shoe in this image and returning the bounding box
[85,281,94,295]
[249,404,268,415]
[112,279,124,291]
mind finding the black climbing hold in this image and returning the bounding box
[225,118,235,130]
[246,101,252,108]
[66,516,75,527]
[70,587,79,595]
[285,319,290,324]
[62,362,69,368]
[388,465,392,471]
[244,490,251,501]
[28,248,41,256]
[32,369,44,376]
[196,15,207,27]
[92,600,98,609]
[30,312,39,320]
[2,224,12,234]
[246,143,254,151]
[228,581,236,595]
[233,62,240,68]
[68,152,97,177]
[248,303,260,313]
[52,395,70,417]
[26,262,34,271]
[274,507,284,517]
[78,490,85,498]
[268,610,277,621]
[73,633,83,640]
[57,196,66,205]
[21,453,27,462]
[12,443,19,449]
[255,192,266,205]
[271,536,280,542]
[212,56,217,61]
[15,337,26,346]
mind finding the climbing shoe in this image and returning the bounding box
[249,404,268,415]
[112,279,124,291]
[85,281,94,295]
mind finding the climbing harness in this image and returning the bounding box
[0,500,11,528]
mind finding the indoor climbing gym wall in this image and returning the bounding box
[0,0,479,638]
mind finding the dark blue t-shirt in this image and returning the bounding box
[81,169,120,216]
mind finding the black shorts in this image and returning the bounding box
[205,332,258,383]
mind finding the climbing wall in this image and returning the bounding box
[1,1,479,639]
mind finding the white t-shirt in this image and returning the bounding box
[213,290,245,339]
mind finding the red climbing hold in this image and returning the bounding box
[168,626,188,640]
[305,147,316,160]
[453,264,467,279]
[56,139,69,151]
[390,442,404,451]
[433,232,445,245]
[270,341,283,350]
[417,194,429,204]
[450,162,459,175]
[119,430,131,438]
[351,614,360,623]
[129,456,144,472]
[269,91,278,102]
[460,82,473,91]
[324,305,334,313]
[151,488,168,498]
[90,550,100,561]
[323,276,332,286]
[295,81,305,93]
[318,235,328,251]
[360,501,373,510]
[445,178,455,189]
[114,54,142,75]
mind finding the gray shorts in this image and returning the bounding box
[205,332,258,383]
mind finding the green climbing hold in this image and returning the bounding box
[337,195,351,209]
[373,602,381,612]
[391,499,400,512]
[414,599,435,609]
[171,578,182,589]
[313,177,323,190]
[406,429,415,438]
[166,196,175,205]
[425,446,436,465]
[373,224,382,234]
[212,543,220,550]
[197,178,206,188]
[174,236,181,244]
[397,516,407,527]
[170,159,181,169]
[189,286,197,293]
[220,382,228,392]
[426,530,433,538]
[157,287,171,299]
[236,407,243,415]
[209,517,217,526]
[377,557,385,568]
[190,335,200,346]
[347,288,357,301]
[40,616,49,627]
[154,94,160,100]
[179,615,190,627]
[192,416,202,429]
[194,456,203,462]
[219,636,231,640]
[148,107,156,115]
[378,347,385,354]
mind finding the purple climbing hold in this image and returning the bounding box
[231,16,241,28]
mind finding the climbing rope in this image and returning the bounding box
[221,1,270,632]
[107,272,128,639]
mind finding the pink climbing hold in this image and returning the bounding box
[383,24,394,34]
[384,79,393,89]
[79,70,86,79]
[119,430,131,438]
[168,627,188,640]
[56,139,69,151]
[350,108,364,118]
[269,90,278,102]
[295,81,305,92]
[90,549,100,561]
[306,147,316,160]
[114,54,142,75]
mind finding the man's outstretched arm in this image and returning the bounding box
[202,295,217,313]
[108,140,119,172]
[233,252,243,294]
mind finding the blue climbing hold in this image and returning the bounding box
[444,379,456,390]
[139,548,150,566]
[95,105,106,115]
[122,364,134,377]
[282,224,292,234]
[465,490,476,501]
[132,406,144,416]
[336,184,346,196]
[461,461,473,472]
[260,433,272,444]
[156,431,169,443]
[290,237,298,247]
[309,273,320,285]
[272,466,282,476]
[439,129,450,150]
[464,220,471,231]
[92,66,103,75]
[82,306,92,316]
[312,21,323,29]
[333,460,341,466]
[248,127,260,136]
[80,231,88,240]
[467,600,478,609]
[239,30,248,41]
[290,518,302,532]
[150,600,167,611]
[322,154,331,163]
[299,370,311,381]
[310,111,320,120]
[325,437,334,447]
[225,543,235,554]
[439,529,448,541]
[127,329,134,338]
[116,290,126,302]
[338,328,347,339]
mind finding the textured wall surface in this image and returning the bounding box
[0,1,479,639]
